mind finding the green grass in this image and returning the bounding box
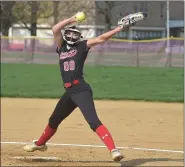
[1,63,184,102]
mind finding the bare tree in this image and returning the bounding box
[46,0,96,27]
[30,1,38,36]
[53,1,60,25]
[1,1,115,37]
[93,1,118,65]
[95,1,116,31]
[12,1,53,36]
[0,1,16,36]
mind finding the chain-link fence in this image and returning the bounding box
[1,36,184,67]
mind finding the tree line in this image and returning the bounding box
[1,1,123,37]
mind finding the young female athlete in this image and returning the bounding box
[23,12,143,161]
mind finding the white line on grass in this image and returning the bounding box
[1,141,183,154]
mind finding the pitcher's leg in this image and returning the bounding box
[71,90,123,161]
[37,92,77,145]
[23,92,77,152]
[48,92,77,129]
[71,91,118,151]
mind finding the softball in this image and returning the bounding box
[75,12,86,22]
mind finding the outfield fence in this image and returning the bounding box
[1,36,184,67]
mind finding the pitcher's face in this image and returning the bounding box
[65,30,81,43]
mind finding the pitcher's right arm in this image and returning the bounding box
[52,15,77,48]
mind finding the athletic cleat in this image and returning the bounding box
[111,148,124,162]
[23,140,48,152]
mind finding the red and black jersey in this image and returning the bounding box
[56,40,89,84]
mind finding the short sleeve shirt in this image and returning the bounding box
[56,40,89,83]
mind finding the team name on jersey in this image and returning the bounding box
[60,49,77,60]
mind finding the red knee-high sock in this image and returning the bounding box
[36,125,57,146]
[95,125,116,151]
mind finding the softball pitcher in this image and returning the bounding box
[23,12,144,161]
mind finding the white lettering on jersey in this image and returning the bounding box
[63,60,75,71]
[60,49,77,60]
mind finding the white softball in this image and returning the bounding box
[75,12,86,22]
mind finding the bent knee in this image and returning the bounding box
[89,121,102,131]
[49,116,60,129]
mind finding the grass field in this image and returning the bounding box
[1,63,183,102]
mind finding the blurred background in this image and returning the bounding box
[1,0,184,67]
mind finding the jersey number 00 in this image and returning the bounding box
[63,60,75,71]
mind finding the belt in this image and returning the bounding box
[64,80,80,88]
